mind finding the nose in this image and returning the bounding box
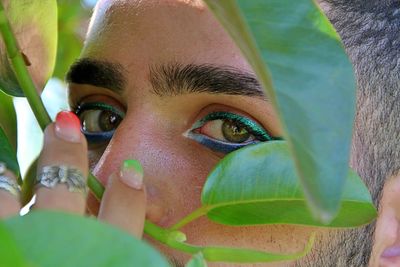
[91,114,177,226]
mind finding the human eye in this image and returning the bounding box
[74,101,125,145]
[186,111,280,154]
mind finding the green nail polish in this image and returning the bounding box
[122,159,144,176]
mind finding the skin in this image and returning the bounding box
[1,0,399,266]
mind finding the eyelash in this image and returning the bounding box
[74,102,125,144]
[187,111,279,154]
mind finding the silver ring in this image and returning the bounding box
[0,162,20,197]
[36,165,87,194]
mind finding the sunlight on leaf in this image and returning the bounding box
[204,0,356,223]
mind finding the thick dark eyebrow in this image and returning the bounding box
[66,58,126,94]
[149,63,265,98]
[66,59,265,99]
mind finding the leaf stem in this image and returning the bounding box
[144,220,316,262]
[169,206,209,231]
[0,2,51,130]
[87,173,105,200]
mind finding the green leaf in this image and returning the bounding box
[0,125,19,177]
[0,0,57,96]
[204,0,356,222]
[202,142,376,227]
[3,211,171,267]
[20,157,38,206]
[0,89,17,150]
[185,253,207,267]
[53,1,87,80]
[0,221,29,267]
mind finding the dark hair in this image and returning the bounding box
[297,1,400,266]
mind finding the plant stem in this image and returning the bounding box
[169,206,209,231]
[0,2,51,130]
[87,173,105,200]
[144,221,316,262]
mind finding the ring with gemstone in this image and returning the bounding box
[36,165,87,194]
[0,162,20,197]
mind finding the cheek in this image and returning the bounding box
[91,124,221,226]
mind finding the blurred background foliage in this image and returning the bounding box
[16,0,97,179]
[54,0,96,79]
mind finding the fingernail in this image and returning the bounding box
[55,111,81,143]
[119,159,144,190]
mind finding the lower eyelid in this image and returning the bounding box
[186,131,258,154]
[82,130,115,143]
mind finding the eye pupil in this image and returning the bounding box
[99,111,121,131]
[222,120,250,143]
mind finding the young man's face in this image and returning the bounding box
[67,0,365,266]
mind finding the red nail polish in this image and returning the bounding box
[55,111,81,143]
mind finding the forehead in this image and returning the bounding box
[82,0,251,71]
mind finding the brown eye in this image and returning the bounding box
[80,109,123,133]
[222,120,251,143]
[75,102,125,137]
[188,111,273,154]
[196,118,256,144]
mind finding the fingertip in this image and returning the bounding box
[119,159,144,190]
[54,111,82,143]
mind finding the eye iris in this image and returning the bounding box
[80,110,122,133]
[222,120,250,143]
[99,110,121,131]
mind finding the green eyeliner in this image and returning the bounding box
[76,102,125,118]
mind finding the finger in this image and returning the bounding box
[98,160,146,238]
[35,111,88,215]
[0,166,21,219]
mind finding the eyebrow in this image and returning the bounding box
[149,63,265,98]
[66,59,265,99]
[66,58,126,93]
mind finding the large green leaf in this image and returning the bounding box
[3,211,170,267]
[0,222,28,267]
[0,0,57,96]
[201,142,376,227]
[0,126,19,177]
[0,89,17,149]
[204,0,356,222]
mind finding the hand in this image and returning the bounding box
[0,111,146,238]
